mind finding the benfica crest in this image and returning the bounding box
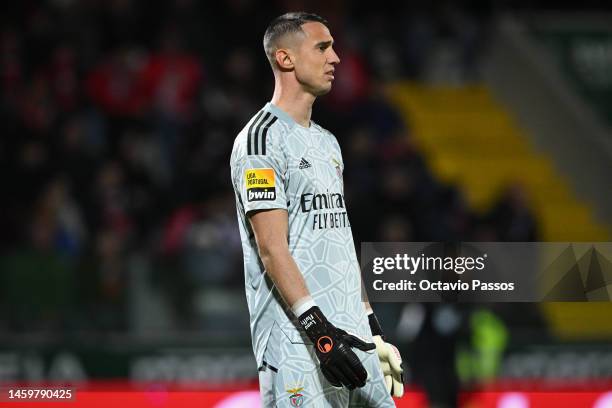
[286,387,304,407]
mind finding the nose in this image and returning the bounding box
[328,47,340,65]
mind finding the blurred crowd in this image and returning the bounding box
[0,0,537,340]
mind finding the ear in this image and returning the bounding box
[275,49,294,70]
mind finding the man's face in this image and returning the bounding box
[292,22,340,96]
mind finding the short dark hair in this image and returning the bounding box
[263,12,329,68]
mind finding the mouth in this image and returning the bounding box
[325,70,335,80]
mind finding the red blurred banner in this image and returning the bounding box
[1,383,612,407]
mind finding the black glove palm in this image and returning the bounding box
[299,306,375,389]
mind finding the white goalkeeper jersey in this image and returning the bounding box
[230,102,371,367]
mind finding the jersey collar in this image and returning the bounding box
[265,102,311,129]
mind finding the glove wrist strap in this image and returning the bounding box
[298,306,330,343]
[368,311,385,339]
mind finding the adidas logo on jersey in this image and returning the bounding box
[299,158,312,169]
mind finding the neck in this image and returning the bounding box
[270,74,316,128]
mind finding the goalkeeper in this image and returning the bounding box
[230,12,403,407]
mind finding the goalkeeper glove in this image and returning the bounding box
[299,306,376,389]
[368,311,404,397]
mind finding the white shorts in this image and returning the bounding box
[257,324,395,407]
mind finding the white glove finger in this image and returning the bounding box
[392,375,404,398]
[380,360,391,376]
[384,373,393,394]
[387,344,403,375]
